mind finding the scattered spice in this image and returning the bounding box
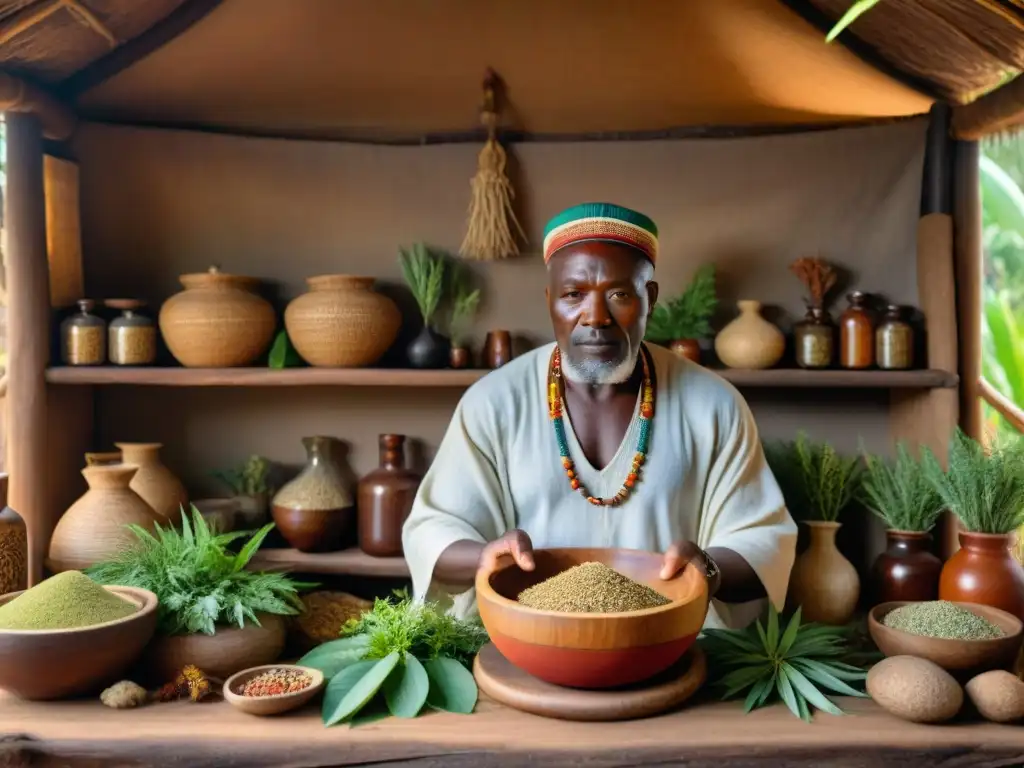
[0,571,137,630]
[517,561,670,614]
[154,665,218,703]
[241,668,314,697]
[100,680,149,709]
[883,601,1005,641]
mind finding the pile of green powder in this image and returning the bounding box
[517,561,671,614]
[0,571,137,630]
[882,600,1005,641]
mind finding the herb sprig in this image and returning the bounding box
[859,442,943,532]
[645,264,717,342]
[764,433,862,522]
[399,243,446,327]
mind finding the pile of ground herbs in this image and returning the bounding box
[0,571,137,630]
[882,600,1005,641]
[517,562,670,613]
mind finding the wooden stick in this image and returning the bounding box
[954,141,984,443]
[61,0,116,47]
[979,377,1024,433]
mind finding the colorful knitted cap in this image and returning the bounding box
[542,202,658,265]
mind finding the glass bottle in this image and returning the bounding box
[793,307,834,369]
[107,299,157,366]
[839,291,874,369]
[60,299,106,366]
[876,304,913,370]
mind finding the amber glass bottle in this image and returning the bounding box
[839,291,873,369]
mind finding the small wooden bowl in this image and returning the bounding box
[223,664,325,716]
[476,547,709,689]
[0,586,158,700]
[868,601,1024,676]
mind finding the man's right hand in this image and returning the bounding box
[479,529,535,573]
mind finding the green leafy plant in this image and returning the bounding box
[447,263,481,347]
[922,428,1024,535]
[268,330,303,369]
[213,455,273,497]
[763,432,862,522]
[399,243,446,328]
[699,605,868,722]
[86,506,310,636]
[644,264,717,342]
[859,442,944,532]
[297,591,488,726]
[825,0,882,43]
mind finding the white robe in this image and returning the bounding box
[402,341,797,629]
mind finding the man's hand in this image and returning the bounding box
[479,529,535,573]
[660,540,721,597]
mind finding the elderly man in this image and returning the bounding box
[402,202,796,629]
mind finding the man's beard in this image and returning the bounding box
[560,332,639,385]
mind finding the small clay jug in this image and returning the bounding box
[0,473,27,595]
[271,436,354,552]
[49,464,162,571]
[714,300,785,369]
[449,346,471,369]
[786,521,860,625]
[668,339,700,363]
[939,531,1024,621]
[115,442,188,526]
[482,330,513,368]
[871,530,942,604]
[407,327,451,369]
[357,435,422,557]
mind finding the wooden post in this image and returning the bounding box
[5,112,52,586]
[954,141,983,443]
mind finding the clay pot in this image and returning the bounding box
[357,435,422,557]
[49,464,162,571]
[786,521,860,625]
[0,474,26,595]
[871,530,942,604]
[668,339,700,363]
[483,330,514,368]
[450,346,471,369]
[142,614,287,683]
[158,266,276,367]
[940,532,1024,621]
[115,442,188,526]
[271,436,354,552]
[284,275,401,367]
[407,326,450,369]
[714,300,785,369]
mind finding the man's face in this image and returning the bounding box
[546,242,658,385]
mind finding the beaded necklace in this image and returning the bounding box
[547,344,654,506]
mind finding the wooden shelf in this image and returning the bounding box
[44,366,959,389]
[248,547,410,578]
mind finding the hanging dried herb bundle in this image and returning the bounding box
[789,257,837,310]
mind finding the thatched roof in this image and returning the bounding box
[0,0,1022,138]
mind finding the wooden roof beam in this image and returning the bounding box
[952,75,1024,139]
[0,71,76,141]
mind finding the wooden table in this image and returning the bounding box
[0,693,1020,767]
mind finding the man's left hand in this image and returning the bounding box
[660,541,720,596]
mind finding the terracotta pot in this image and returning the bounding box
[158,266,276,367]
[871,530,942,604]
[0,474,26,595]
[483,330,514,369]
[115,442,188,526]
[668,339,700,362]
[407,326,450,369]
[786,521,860,625]
[940,531,1024,621]
[142,613,287,683]
[49,464,162,571]
[284,275,401,367]
[450,346,470,369]
[714,300,785,369]
[357,434,422,557]
[271,436,354,552]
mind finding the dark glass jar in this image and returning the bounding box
[876,304,913,370]
[60,299,106,366]
[839,291,873,369]
[794,307,834,369]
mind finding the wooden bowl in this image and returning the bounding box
[868,601,1024,676]
[0,586,158,700]
[223,664,325,716]
[476,547,709,689]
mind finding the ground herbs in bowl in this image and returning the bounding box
[241,668,314,697]
[517,561,671,613]
[882,601,1005,640]
[0,571,137,630]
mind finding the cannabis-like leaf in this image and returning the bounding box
[859,442,943,532]
[764,433,862,522]
[699,605,868,722]
[399,243,446,327]
[645,264,717,342]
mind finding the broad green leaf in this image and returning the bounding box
[782,662,844,716]
[826,0,883,43]
[424,657,478,714]
[777,608,802,656]
[776,666,807,722]
[790,659,867,697]
[766,608,779,652]
[384,653,430,718]
[322,653,400,726]
[298,635,370,679]
[349,693,392,727]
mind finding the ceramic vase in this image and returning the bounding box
[0,474,26,595]
[668,339,700,363]
[357,434,422,557]
[407,326,450,369]
[158,266,277,367]
[284,275,401,367]
[449,346,471,369]
[786,521,860,625]
[871,530,942,604]
[115,442,188,526]
[714,300,785,369]
[271,436,354,552]
[49,464,162,571]
[482,330,514,368]
[939,532,1024,620]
